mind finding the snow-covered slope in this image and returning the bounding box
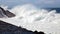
[0,4,60,34]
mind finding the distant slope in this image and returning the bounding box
[45,8,60,13]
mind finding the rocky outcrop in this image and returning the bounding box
[0,20,45,34]
[0,20,34,34]
[0,7,15,18]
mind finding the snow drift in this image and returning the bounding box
[0,4,60,34]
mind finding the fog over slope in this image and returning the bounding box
[0,4,60,34]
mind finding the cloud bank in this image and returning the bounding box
[0,4,60,34]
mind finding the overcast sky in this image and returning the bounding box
[0,0,60,8]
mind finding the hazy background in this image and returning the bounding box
[0,0,60,8]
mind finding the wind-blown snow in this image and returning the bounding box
[0,4,60,34]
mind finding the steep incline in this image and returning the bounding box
[0,20,45,34]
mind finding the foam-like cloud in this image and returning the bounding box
[0,4,60,34]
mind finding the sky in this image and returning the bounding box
[0,0,60,8]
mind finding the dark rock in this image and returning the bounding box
[0,7,15,18]
[34,31,45,34]
[0,20,34,34]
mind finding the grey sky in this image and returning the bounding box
[0,0,60,8]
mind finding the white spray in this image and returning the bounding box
[0,4,60,34]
